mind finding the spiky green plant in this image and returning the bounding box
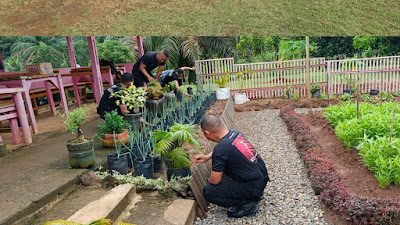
[153,123,201,169]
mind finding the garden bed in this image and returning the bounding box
[280,106,400,225]
[235,98,340,111]
[300,111,400,197]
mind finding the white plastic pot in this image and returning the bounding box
[216,88,230,100]
[234,93,250,105]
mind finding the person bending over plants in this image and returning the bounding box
[159,67,196,96]
[97,72,134,119]
[195,115,269,218]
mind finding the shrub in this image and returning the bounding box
[94,110,130,141]
[61,104,91,143]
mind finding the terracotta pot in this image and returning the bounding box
[102,130,130,148]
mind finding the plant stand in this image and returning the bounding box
[0,142,6,157]
[66,139,95,169]
[124,113,142,130]
[164,93,175,108]
[146,97,164,117]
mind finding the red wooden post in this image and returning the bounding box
[137,36,144,58]
[0,50,4,72]
[87,36,103,103]
[66,36,77,69]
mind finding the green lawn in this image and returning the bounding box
[0,0,399,35]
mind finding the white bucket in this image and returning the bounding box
[234,93,250,104]
[216,88,230,100]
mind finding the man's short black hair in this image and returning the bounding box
[121,72,134,84]
[200,114,223,132]
[175,68,184,75]
[161,49,169,58]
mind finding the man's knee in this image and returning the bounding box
[203,185,215,202]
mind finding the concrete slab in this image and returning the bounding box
[164,199,196,225]
[0,115,112,225]
[67,184,136,223]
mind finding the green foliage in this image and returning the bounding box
[292,90,299,101]
[326,101,400,188]
[320,92,328,101]
[358,136,400,188]
[310,84,320,94]
[215,73,230,88]
[163,81,176,93]
[97,40,134,63]
[284,84,291,99]
[353,36,400,58]
[96,168,191,191]
[153,123,201,169]
[379,91,394,101]
[61,104,91,142]
[111,84,147,111]
[361,94,372,101]
[94,110,130,141]
[146,80,164,99]
[341,93,354,101]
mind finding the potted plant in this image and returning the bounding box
[344,78,356,95]
[111,84,147,130]
[176,88,184,102]
[107,131,131,175]
[310,84,321,98]
[146,79,164,100]
[94,110,131,147]
[215,73,230,100]
[153,123,201,180]
[62,104,95,168]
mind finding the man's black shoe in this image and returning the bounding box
[227,200,259,218]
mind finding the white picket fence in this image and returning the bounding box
[195,56,400,99]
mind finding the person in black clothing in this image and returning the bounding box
[160,66,196,95]
[195,115,269,218]
[132,50,169,87]
[97,73,134,119]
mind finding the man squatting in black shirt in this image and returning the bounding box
[195,115,269,218]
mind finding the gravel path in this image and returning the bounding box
[195,110,328,225]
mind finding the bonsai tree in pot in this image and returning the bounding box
[111,84,147,130]
[215,73,230,100]
[62,104,95,168]
[162,81,176,108]
[146,79,164,100]
[153,122,201,180]
[94,110,131,148]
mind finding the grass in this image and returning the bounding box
[0,0,399,35]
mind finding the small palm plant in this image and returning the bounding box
[152,123,201,169]
[215,73,230,88]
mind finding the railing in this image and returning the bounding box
[327,56,400,95]
[195,55,400,99]
[195,57,326,99]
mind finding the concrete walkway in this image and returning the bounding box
[0,115,112,225]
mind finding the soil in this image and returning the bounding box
[234,95,400,112]
[234,98,340,111]
[188,100,228,170]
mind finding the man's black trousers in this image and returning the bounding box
[203,178,267,208]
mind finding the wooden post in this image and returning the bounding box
[0,49,4,72]
[137,36,144,58]
[388,101,397,158]
[305,36,311,98]
[87,36,103,103]
[357,73,360,119]
[66,36,77,69]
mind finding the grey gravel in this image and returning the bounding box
[195,110,328,225]
[295,108,325,115]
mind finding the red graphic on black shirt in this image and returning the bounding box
[232,133,259,163]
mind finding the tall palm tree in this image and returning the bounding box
[10,36,66,65]
[123,36,239,69]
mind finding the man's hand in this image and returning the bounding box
[195,153,212,163]
[147,76,154,81]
